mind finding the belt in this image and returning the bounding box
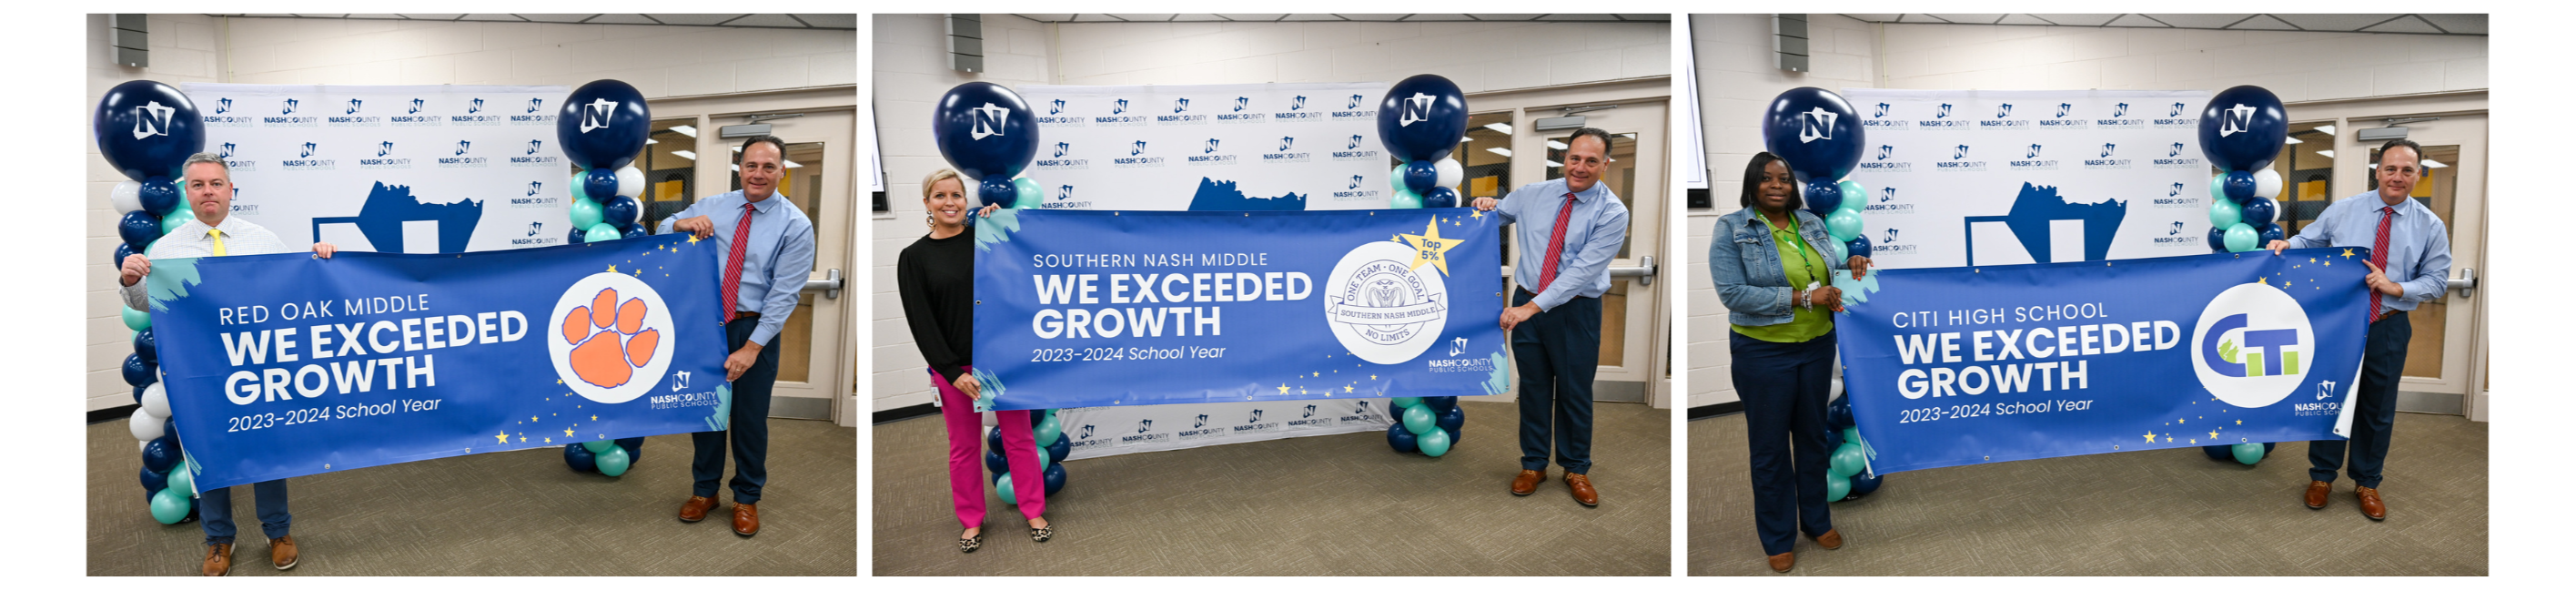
[732,311,762,321]
[1514,288,1597,301]
[2374,309,2405,323]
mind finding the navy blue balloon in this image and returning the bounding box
[984,450,1009,475]
[1844,235,1872,260]
[556,79,652,170]
[1848,471,1883,496]
[1424,396,1458,414]
[1435,406,1466,433]
[2263,442,2277,456]
[2258,223,2286,248]
[1823,428,1845,452]
[122,354,156,386]
[1376,75,1470,162]
[118,210,164,250]
[133,329,157,363]
[94,80,206,182]
[132,384,148,404]
[1421,186,1460,209]
[2239,197,2278,227]
[1763,87,1865,181]
[2200,445,2232,461]
[137,179,182,217]
[140,464,170,493]
[582,168,621,206]
[1387,423,1419,453]
[2223,170,2257,202]
[2197,85,2288,173]
[621,226,647,239]
[1826,397,1854,430]
[141,436,181,473]
[566,228,589,245]
[1042,464,1067,496]
[1401,160,1440,194]
[1046,434,1071,464]
[563,443,597,473]
[976,176,1016,209]
[1803,178,1844,216]
[616,436,644,465]
[986,425,1005,452]
[601,196,641,228]
[1442,425,1461,447]
[932,82,1041,180]
[113,242,139,269]
[2207,227,2230,253]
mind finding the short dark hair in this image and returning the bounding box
[2376,138,2426,173]
[736,135,788,164]
[1738,152,1801,211]
[1563,127,1615,157]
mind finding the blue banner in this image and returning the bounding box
[972,209,1509,411]
[146,234,732,490]
[1835,249,2372,474]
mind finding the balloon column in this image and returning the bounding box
[933,82,1046,211]
[561,437,648,476]
[556,80,653,244]
[1378,74,1470,209]
[1823,394,1885,502]
[1761,87,1874,262]
[987,409,1071,503]
[1385,396,1466,457]
[2192,85,2291,465]
[96,79,206,525]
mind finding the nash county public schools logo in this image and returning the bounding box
[1324,227,1452,364]
[549,272,678,404]
[968,102,1008,139]
[2217,103,2257,137]
[1798,107,1837,142]
[1398,93,1434,127]
[131,101,176,139]
[2190,283,2316,408]
[578,98,618,133]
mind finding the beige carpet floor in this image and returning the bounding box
[87,417,855,576]
[1686,411,2488,576]
[874,401,1671,576]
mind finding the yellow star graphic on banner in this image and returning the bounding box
[2143,431,2157,443]
[1398,219,1460,276]
[564,427,576,438]
[1470,209,1484,219]
[1344,385,1353,392]
[606,265,618,273]
[1277,383,1290,394]
[496,431,510,444]
[2342,249,2355,259]
[2209,430,2219,439]
[687,234,702,244]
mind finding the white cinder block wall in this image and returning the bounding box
[869,15,1668,412]
[1686,15,2485,410]
[82,15,855,412]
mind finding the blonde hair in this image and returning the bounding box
[921,168,964,199]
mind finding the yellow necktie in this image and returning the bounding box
[207,228,227,257]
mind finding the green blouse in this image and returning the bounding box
[1732,212,1834,343]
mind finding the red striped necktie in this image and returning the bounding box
[721,202,755,323]
[1537,192,1577,293]
[2369,206,2392,321]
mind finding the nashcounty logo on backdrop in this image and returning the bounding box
[1342,400,1386,424]
[1864,102,1910,130]
[2084,142,2131,169]
[548,272,678,404]
[1045,183,1089,209]
[1067,422,1106,452]
[1874,227,1918,255]
[1036,97,1085,127]
[1236,407,1280,434]
[2151,219,2200,249]
[1332,93,1376,120]
[511,139,560,168]
[2040,102,2088,129]
[2096,102,2143,129]
[2155,101,2199,128]
[1864,185,1914,214]
[266,97,317,127]
[1331,133,1379,161]
[2190,282,2318,411]
[328,97,381,127]
[1158,97,1207,125]
[1918,102,1966,129]
[279,140,334,170]
[1264,135,1310,164]
[1275,94,1319,121]
[1937,143,1987,171]
[202,97,254,127]
[1178,412,1227,441]
[1120,417,1169,446]
[1857,144,1911,172]
[439,139,489,168]
[1095,97,1145,127]
[217,141,258,171]
[390,97,440,127]
[1217,96,1264,124]
[1114,139,1164,168]
[1187,138,1235,167]
[453,97,501,126]
[1033,140,1089,171]
[510,97,553,125]
[359,140,412,170]
[1335,171,1379,201]
[1324,221,1453,364]
[2153,180,2203,209]
[2155,141,2204,169]
[511,180,559,210]
[1982,103,2028,129]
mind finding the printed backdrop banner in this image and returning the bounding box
[147,235,730,491]
[1834,249,2371,474]
[972,209,1508,413]
[182,83,572,253]
[1841,89,2214,270]
[1053,399,1396,461]
[1018,83,1393,211]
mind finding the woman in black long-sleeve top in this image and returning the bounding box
[898,168,1048,553]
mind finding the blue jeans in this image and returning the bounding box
[1732,330,1835,555]
[1513,290,1600,474]
[693,316,779,504]
[2310,313,2410,488]
[200,479,289,545]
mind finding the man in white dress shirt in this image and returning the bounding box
[117,152,336,576]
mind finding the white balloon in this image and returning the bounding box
[2253,168,2284,199]
[139,441,150,453]
[129,410,167,442]
[1435,158,1464,189]
[141,382,171,419]
[615,165,646,199]
[109,180,144,213]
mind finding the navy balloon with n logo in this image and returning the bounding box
[2196,85,2287,174]
[1762,87,1864,182]
[1375,75,1469,163]
[555,79,652,171]
[933,81,1041,181]
[94,80,204,184]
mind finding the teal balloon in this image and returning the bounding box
[1389,163,1409,192]
[1401,404,1436,434]
[1032,444,1053,472]
[2223,222,2259,252]
[1829,443,1867,477]
[149,487,192,524]
[1825,471,1852,502]
[159,205,197,234]
[585,223,622,243]
[996,474,1019,504]
[1825,209,1864,242]
[570,196,604,229]
[570,171,594,203]
[581,439,616,453]
[1824,238,1848,261]
[1035,414,1063,447]
[1392,396,1422,408]
[165,465,192,494]
[1389,188,1423,209]
[2208,195,2243,229]
[2208,173,2229,203]
[122,307,152,331]
[596,445,632,476]
[1837,180,1866,211]
[1012,177,1045,209]
[2232,443,2265,465]
[1417,427,1453,456]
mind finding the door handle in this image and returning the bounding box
[1609,255,1658,287]
[2446,267,2475,300]
[801,268,844,299]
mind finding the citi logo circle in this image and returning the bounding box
[1324,241,1449,364]
[2189,283,2315,408]
[548,272,677,403]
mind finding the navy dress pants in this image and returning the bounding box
[1513,290,1601,474]
[1732,329,1835,556]
[694,315,780,504]
[2310,313,2410,488]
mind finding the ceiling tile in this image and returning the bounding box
[1334,15,1412,22]
[1406,15,1480,22]
[1215,15,1287,21]
[583,15,660,25]
[1171,15,1227,22]
[642,15,745,26]
[2359,15,2444,35]
[457,15,526,22]
[1541,15,1621,21]
[1278,15,1346,21]
[726,15,805,28]
[2227,15,2301,31]
[397,14,465,21]
[342,15,408,20]
[2272,14,2404,32]
[792,14,854,28]
[1104,15,1177,22]
[1996,15,2054,26]
[2102,15,2170,28]
[1467,15,1543,21]
[514,15,600,24]
[2025,14,2120,26]
[2142,14,2254,29]
[2417,14,2487,35]
[1013,15,1078,23]
[1927,15,2006,25]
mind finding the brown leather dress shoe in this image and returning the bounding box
[2304,481,2330,510]
[1565,473,1599,506]
[2356,486,2386,520]
[270,535,298,570]
[1768,551,1794,572]
[1812,528,1843,550]
[732,503,760,536]
[202,543,233,576]
[678,495,718,523]
[1510,469,1543,496]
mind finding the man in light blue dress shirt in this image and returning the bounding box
[1470,127,1631,506]
[657,136,817,535]
[2266,138,2451,521]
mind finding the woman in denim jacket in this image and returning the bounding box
[1707,152,1872,572]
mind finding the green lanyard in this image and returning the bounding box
[1765,213,1823,284]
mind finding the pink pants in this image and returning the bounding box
[938,366,1045,529]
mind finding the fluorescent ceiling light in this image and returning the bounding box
[2316,150,2335,158]
[1486,147,1512,158]
[2423,159,2448,168]
[2282,137,2302,145]
[672,150,697,160]
[1546,140,1568,150]
[670,126,697,138]
[2315,125,2335,136]
[1545,160,1561,168]
[645,138,658,145]
[785,159,803,168]
[1482,122,1512,135]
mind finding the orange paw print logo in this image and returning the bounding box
[561,288,661,388]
